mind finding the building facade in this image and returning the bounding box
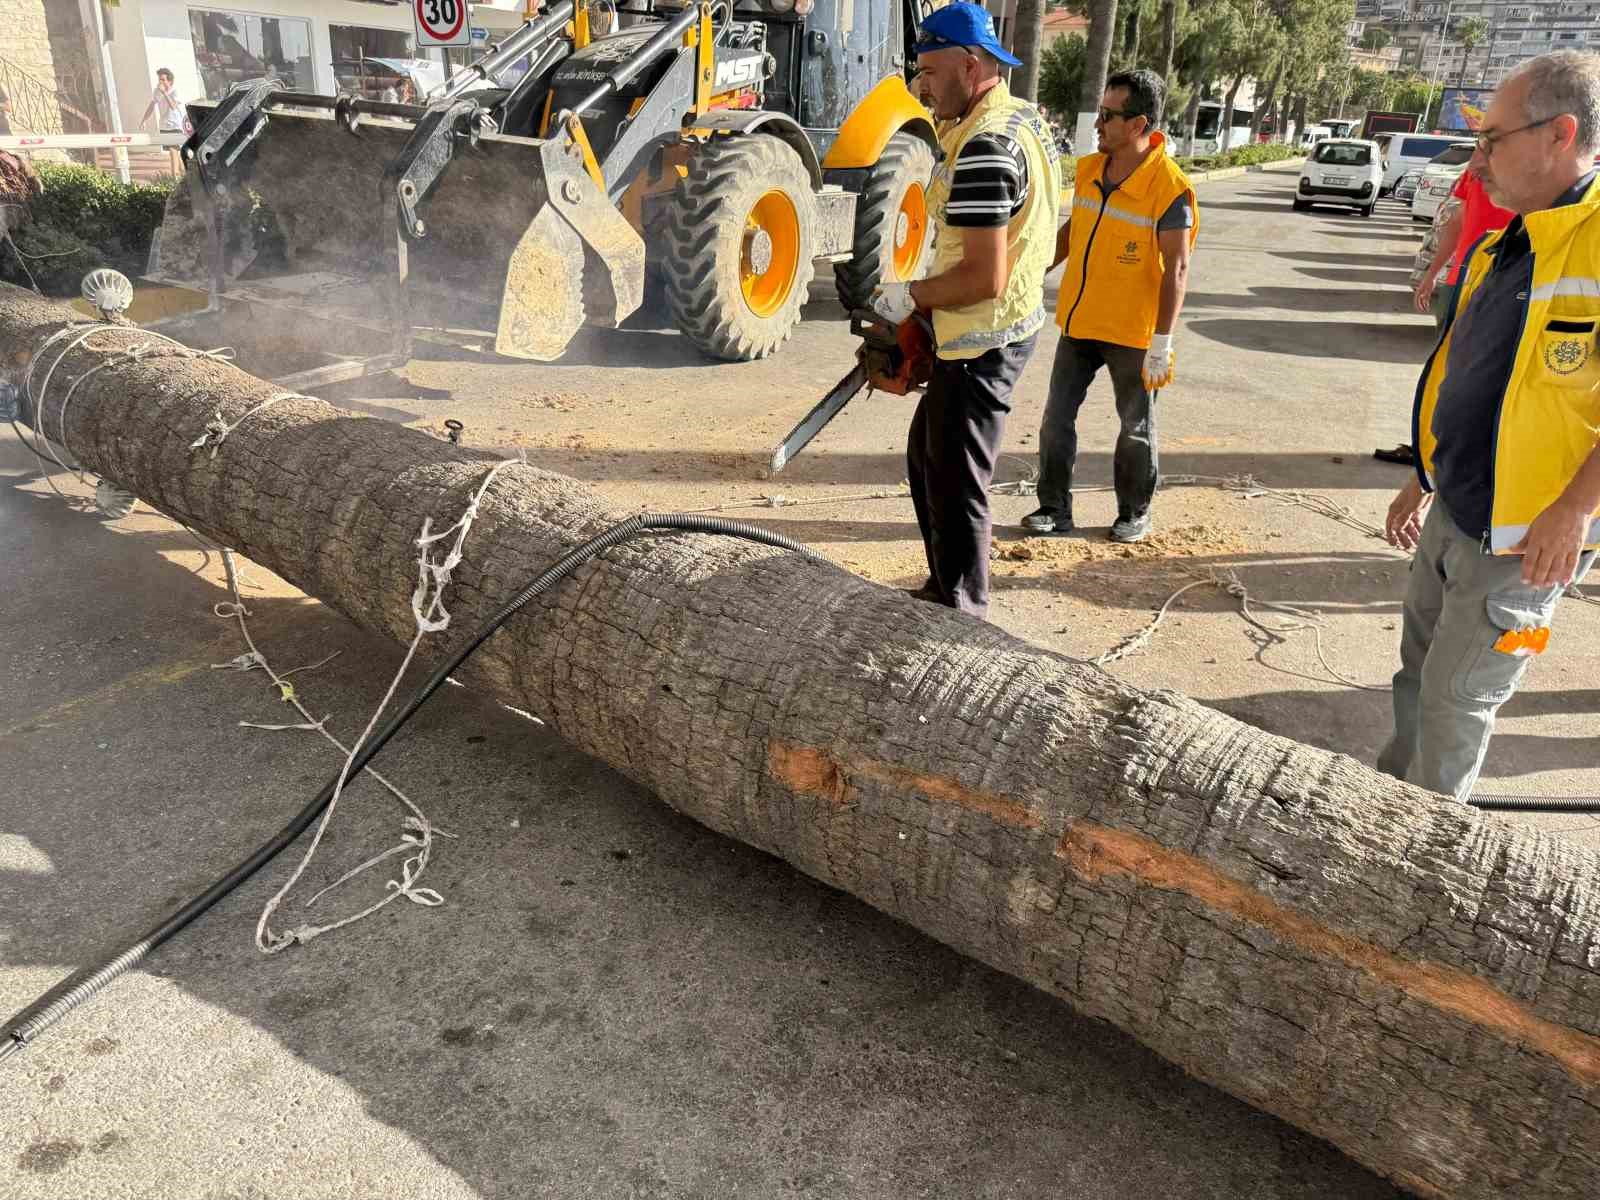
[1357,0,1600,87]
[98,0,527,135]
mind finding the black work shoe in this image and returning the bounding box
[1109,513,1152,543]
[905,580,941,603]
[1021,506,1073,534]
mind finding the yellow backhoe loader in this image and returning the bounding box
[150,0,942,378]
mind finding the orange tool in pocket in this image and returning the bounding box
[1492,626,1551,657]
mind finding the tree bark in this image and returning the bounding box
[1121,2,1142,68]
[1250,55,1283,143]
[1011,0,1047,102]
[1220,73,1245,152]
[1182,76,1206,155]
[1078,0,1120,119]
[1158,0,1179,79]
[7,286,1600,1200]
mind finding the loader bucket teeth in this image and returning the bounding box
[149,98,645,363]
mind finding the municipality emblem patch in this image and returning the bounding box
[1544,334,1591,375]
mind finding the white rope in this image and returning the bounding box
[251,458,516,953]
[1209,568,1389,691]
[1092,578,1212,666]
[1083,568,1388,691]
[190,391,299,459]
[16,320,236,495]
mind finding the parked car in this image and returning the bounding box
[1410,142,1476,222]
[1294,138,1382,217]
[1375,132,1475,194]
[1394,168,1423,205]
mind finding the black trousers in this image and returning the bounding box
[1037,334,1158,521]
[906,336,1037,619]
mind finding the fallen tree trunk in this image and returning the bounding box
[5,285,1598,1198]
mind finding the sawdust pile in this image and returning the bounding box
[993,524,1252,565]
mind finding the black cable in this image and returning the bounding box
[0,514,817,1065]
[1469,794,1600,813]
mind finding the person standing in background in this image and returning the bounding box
[140,68,187,176]
[1024,70,1197,544]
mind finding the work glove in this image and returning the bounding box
[1142,332,1174,390]
[870,281,917,326]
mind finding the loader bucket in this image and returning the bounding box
[149,98,645,361]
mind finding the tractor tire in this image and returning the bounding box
[833,131,936,313]
[663,134,818,361]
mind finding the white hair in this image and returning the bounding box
[1505,50,1600,157]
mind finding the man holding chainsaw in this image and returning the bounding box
[871,2,1062,618]
[1023,69,1196,544]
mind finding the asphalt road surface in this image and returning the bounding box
[4,164,1595,1198]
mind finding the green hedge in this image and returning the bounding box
[1,162,176,295]
[1173,142,1303,173]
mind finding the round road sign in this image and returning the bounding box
[415,0,468,46]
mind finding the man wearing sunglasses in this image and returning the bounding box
[871,2,1062,618]
[1022,69,1197,544]
[1381,51,1600,802]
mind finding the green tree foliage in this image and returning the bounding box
[0,163,177,295]
[1039,33,1089,116]
[1359,25,1391,51]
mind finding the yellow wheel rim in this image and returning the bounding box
[741,189,801,318]
[892,181,928,280]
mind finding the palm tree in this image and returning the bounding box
[1012,0,1047,100]
[1456,16,1489,85]
[1079,0,1121,125]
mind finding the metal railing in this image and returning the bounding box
[0,57,95,136]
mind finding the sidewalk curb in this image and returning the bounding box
[1061,157,1306,203]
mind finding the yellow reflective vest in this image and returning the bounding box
[1056,132,1197,350]
[1415,178,1600,553]
[925,81,1062,361]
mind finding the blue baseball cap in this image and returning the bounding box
[914,3,1023,68]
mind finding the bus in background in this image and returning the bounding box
[1184,101,1254,154]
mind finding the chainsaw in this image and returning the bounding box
[768,309,934,474]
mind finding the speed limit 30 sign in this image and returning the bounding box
[414,0,470,48]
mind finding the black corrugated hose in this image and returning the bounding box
[0,514,818,1065]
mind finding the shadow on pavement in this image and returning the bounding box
[984,546,1407,615]
[1187,317,1432,363]
[1293,265,1415,286]
[1208,686,1600,780]
[496,445,1419,490]
[1185,286,1412,315]
[1272,250,1418,267]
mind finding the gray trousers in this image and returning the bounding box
[1037,335,1157,520]
[1377,504,1594,800]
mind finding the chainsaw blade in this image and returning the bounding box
[769,361,871,474]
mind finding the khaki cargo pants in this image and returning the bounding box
[1377,503,1594,801]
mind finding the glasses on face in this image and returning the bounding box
[1475,114,1558,155]
[1097,107,1139,124]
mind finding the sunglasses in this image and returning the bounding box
[1097,107,1142,124]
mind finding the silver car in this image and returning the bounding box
[1394,169,1423,204]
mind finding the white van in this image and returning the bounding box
[1375,132,1476,194]
[1294,138,1383,217]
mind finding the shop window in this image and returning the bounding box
[188,9,313,100]
[329,25,417,63]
